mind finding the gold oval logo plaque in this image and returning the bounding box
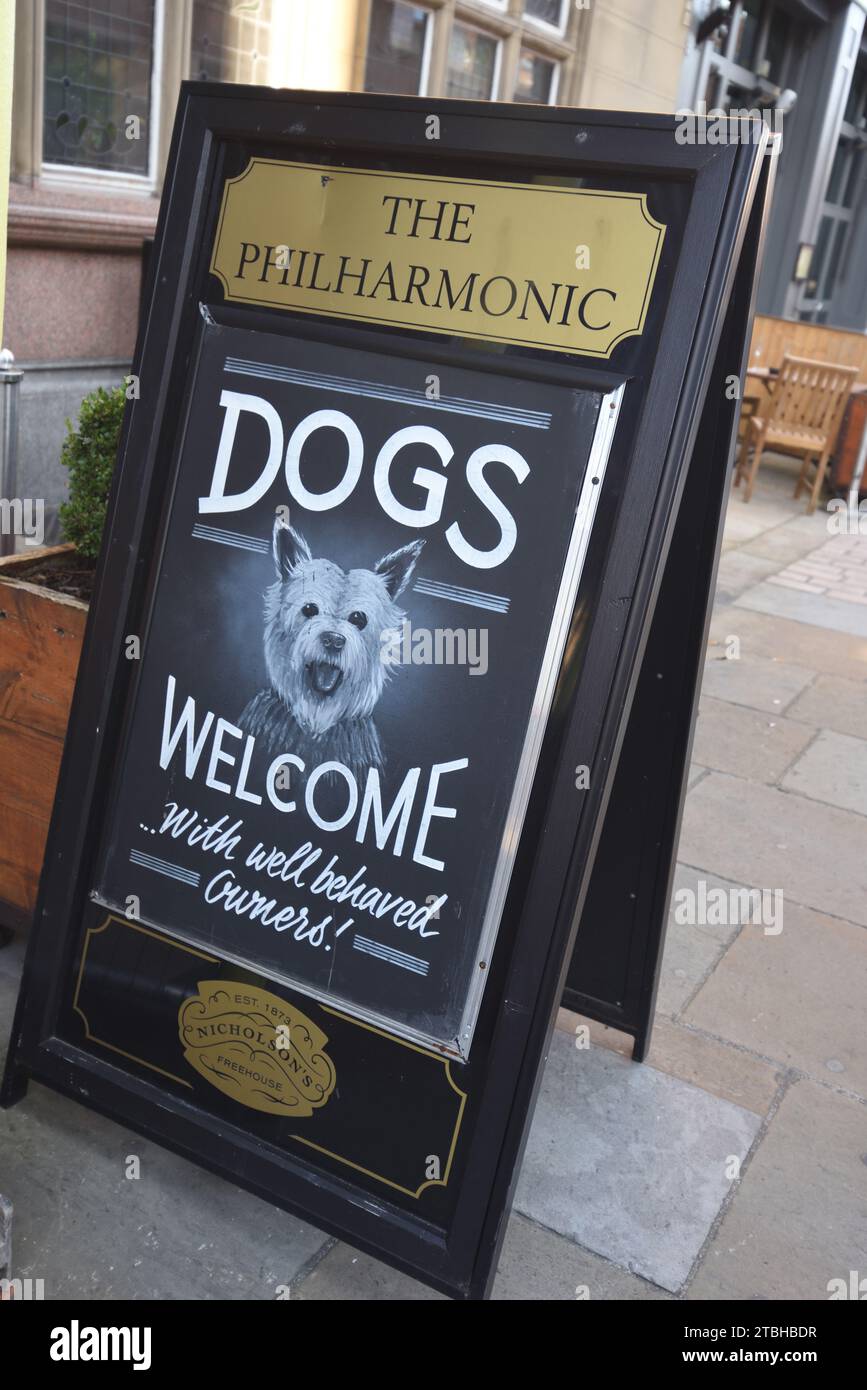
[179,980,336,1117]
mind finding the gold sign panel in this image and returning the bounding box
[210,158,666,358]
[179,980,336,1117]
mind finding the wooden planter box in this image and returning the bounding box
[0,544,87,930]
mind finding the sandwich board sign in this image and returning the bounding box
[2,86,770,1299]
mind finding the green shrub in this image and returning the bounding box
[59,384,125,562]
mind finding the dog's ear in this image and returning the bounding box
[273,518,312,579]
[374,539,425,599]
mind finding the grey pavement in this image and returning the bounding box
[513,1034,761,1293]
[1,453,865,1300]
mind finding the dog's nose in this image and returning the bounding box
[322,631,346,652]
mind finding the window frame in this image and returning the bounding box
[797,61,867,323]
[40,0,167,193]
[514,45,560,105]
[445,15,503,102]
[699,0,801,112]
[362,0,436,99]
[522,0,569,40]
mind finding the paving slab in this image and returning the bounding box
[708,606,867,682]
[294,1214,672,1301]
[768,508,839,540]
[740,526,832,567]
[699,651,815,713]
[687,1079,867,1300]
[648,1017,781,1117]
[0,1080,328,1299]
[766,535,867,602]
[555,1008,633,1059]
[785,672,867,740]
[737,494,805,529]
[494,1216,671,1301]
[684,899,867,1094]
[715,551,784,601]
[737,579,867,639]
[722,505,779,546]
[780,729,867,815]
[656,864,743,1017]
[513,1030,760,1293]
[723,495,802,544]
[678,772,867,928]
[0,935,329,1300]
[739,493,837,545]
[295,1241,444,1300]
[692,696,815,783]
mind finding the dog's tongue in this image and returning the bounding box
[310,661,343,696]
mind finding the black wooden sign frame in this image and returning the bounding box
[562,144,777,1058]
[3,87,767,1299]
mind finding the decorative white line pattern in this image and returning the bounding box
[224,357,552,430]
[353,935,430,976]
[412,578,510,614]
[192,523,269,555]
[129,849,200,887]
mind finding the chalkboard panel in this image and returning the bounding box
[92,321,616,1057]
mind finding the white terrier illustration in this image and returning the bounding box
[239,519,424,775]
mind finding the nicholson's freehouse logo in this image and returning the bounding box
[210,159,666,358]
[179,980,336,1116]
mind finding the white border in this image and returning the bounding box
[419,4,434,96]
[455,383,624,1056]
